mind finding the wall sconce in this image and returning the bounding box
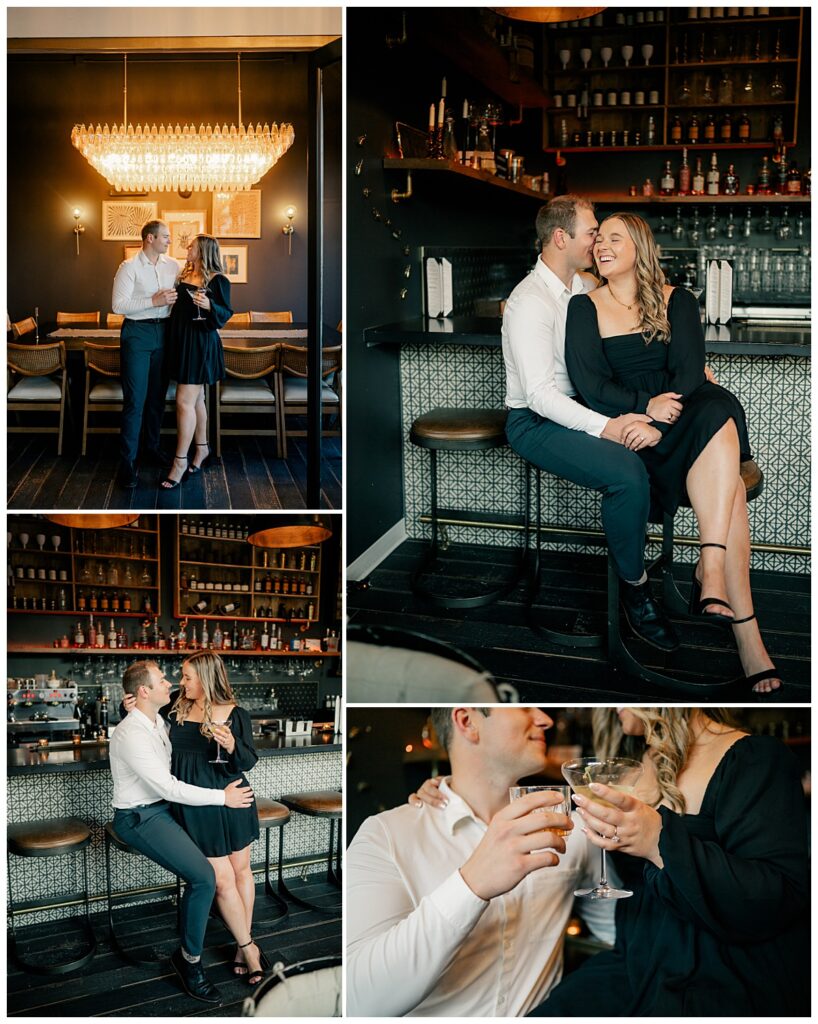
[72,208,85,255]
[282,205,297,256]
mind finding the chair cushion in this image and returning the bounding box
[283,379,339,403]
[8,377,62,401]
[221,380,275,403]
[89,381,124,401]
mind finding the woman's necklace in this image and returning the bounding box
[607,284,637,311]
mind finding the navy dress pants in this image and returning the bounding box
[119,319,168,465]
[506,407,650,582]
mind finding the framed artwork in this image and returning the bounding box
[212,191,261,238]
[219,245,248,284]
[123,245,141,260]
[162,209,207,261]
[101,200,158,241]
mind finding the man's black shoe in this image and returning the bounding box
[117,460,138,489]
[170,948,221,1005]
[620,579,680,652]
[143,446,172,467]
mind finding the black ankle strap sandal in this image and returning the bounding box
[688,542,734,625]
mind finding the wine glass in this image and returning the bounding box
[579,47,592,69]
[36,533,46,552]
[51,534,61,553]
[621,45,634,68]
[193,285,208,321]
[205,719,231,764]
[641,44,654,66]
[559,48,571,70]
[561,756,644,900]
[600,46,613,68]
[19,532,29,551]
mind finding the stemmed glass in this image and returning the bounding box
[621,45,634,68]
[205,720,231,764]
[36,533,46,552]
[579,48,592,70]
[559,48,571,70]
[51,534,61,553]
[600,46,613,68]
[19,532,29,551]
[193,285,208,321]
[561,757,644,900]
[641,44,654,66]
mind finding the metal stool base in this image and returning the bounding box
[277,819,341,916]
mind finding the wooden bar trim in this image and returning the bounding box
[8,35,340,54]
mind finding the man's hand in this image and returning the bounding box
[646,392,683,425]
[122,693,137,713]
[459,791,572,902]
[224,779,254,808]
[151,288,177,307]
[621,422,662,451]
[600,412,652,446]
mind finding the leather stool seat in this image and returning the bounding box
[410,408,507,450]
[276,791,342,915]
[8,817,91,856]
[280,791,342,817]
[8,817,96,974]
[257,798,291,825]
[104,821,136,854]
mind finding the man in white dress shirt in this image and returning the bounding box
[110,660,253,1004]
[503,196,677,650]
[111,220,178,488]
[346,707,605,1017]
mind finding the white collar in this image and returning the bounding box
[138,248,168,268]
[130,706,163,732]
[438,779,488,835]
[535,256,585,298]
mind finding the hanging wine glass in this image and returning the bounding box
[579,47,592,70]
[621,45,634,68]
[641,44,654,66]
[600,46,613,68]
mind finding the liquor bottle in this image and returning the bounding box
[111,592,120,613]
[660,161,676,195]
[107,563,119,586]
[190,624,199,651]
[771,113,784,146]
[692,156,705,195]
[299,575,306,595]
[108,618,118,649]
[232,620,239,649]
[299,550,307,571]
[213,622,223,650]
[307,601,315,620]
[687,113,700,145]
[719,112,733,143]
[178,619,187,649]
[123,591,132,612]
[705,207,719,240]
[282,576,290,595]
[757,155,772,194]
[222,627,231,650]
[100,591,110,612]
[181,517,189,535]
[786,160,802,194]
[558,118,569,147]
[706,152,720,195]
[90,590,98,612]
[261,622,270,650]
[117,626,127,649]
[737,111,751,142]
[803,168,811,195]
[306,577,314,596]
[201,619,210,649]
[721,163,740,195]
[139,619,149,646]
[309,552,317,572]
[670,115,683,144]
[169,628,178,651]
[264,572,272,594]
[143,593,153,614]
[647,116,656,145]
[59,587,68,611]
[78,590,87,612]
[703,113,716,142]
[152,615,160,647]
[678,149,691,194]
[273,575,281,593]
[776,147,788,194]
[717,68,734,104]
[88,614,97,648]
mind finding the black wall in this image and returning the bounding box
[7,52,340,328]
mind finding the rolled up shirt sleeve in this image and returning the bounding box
[346,816,488,1016]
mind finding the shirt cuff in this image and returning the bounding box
[428,869,489,934]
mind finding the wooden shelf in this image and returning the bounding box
[74,552,157,563]
[383,158,549,201]
[669,57,798,67]
[180,560,252,571]
[584,194,810,205]
[675,16,801,26]
[543,142,789,153]
[7,644,339,657]
[547,65,668,76]
[666,101,797,109]
[180,533,248,544]
[8,609,152,617]
[547,105,665,114]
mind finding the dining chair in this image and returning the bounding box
[56,311,101,326]
[11,317,37,340]
[249,311,294,323]
[224,312,251,326]
[216,344,281,457]
[8,341,68,454]
[106,313,124,329]
[278,343,342,458]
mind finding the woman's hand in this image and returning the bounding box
[211,723,235,754]
[122,693,137,713]
[573,782,664,867]
[704,364,718,385]
[646,392,683,425]
[408,777,449,809]
[192,288,211,312]
[622,422,662,451]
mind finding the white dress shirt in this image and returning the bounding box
[111,249,180,319]
[503,257,609,437]
[109,708,225,809]
[346,779,602,1017]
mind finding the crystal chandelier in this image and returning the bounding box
[71,55,294,192]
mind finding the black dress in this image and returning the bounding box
[166,704,260,858]
[166,274,232,385]
[565,287,751,516]
[530,736,810,1017]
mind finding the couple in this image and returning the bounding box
[110,220,232,490]
[504,197,780,694]
[346,706,809,1016]
[109,652,266,1005]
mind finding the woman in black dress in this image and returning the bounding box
[161,234,231,488]
[529,707,809,1016]
[565,214,779,694]
[168,651,266,984]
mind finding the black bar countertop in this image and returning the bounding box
[7,733,341,775]
[365,316,811,357]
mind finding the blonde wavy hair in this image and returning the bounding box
[171,650,237,738]
[180,233,225,287]
[592,708,740,814]
[598,214,670,344]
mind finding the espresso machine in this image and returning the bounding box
[7,678,79,745]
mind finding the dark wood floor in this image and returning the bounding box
[347,539,811,702]
[7,874,341,1017]
[7,436,341,511]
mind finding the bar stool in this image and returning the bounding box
[410,407,530,608]
[8,817,97,974]
[104,821,181,965]
[255,798,290,923]
[278,791,341,915]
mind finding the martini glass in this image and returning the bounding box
[203,719,231,764]
[193,285,208,321]
[562,756,643,899]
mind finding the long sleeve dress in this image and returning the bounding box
[565,287,751,516]
[166,273,232,385]
[530,736,810,1017]
[166,703,260,858]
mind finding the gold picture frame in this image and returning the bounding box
[101,200,158,241]
[212,191,261,238]
[123,245,141,261]
[219,244,248,284]
[162,209,208,261]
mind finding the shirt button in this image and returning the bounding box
[498,996,506,1005]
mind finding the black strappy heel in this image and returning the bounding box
[729,613,784,694]
[238,939,269,987]
[160,455,188,490]
[187,443,210,475]
[688,542,734,625]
